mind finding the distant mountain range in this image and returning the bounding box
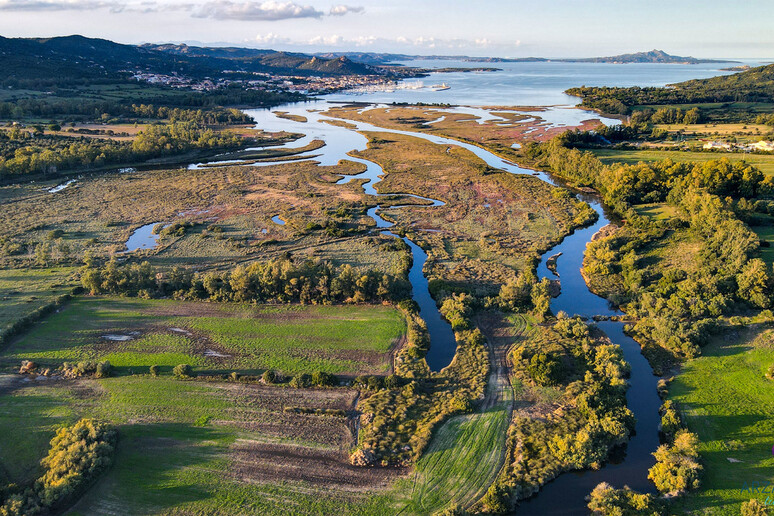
[565,49,737,64]
[0,35,738,90]
[316,49,737,66]
[0,35,384,85]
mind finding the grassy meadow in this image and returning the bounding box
[0,267,75,329]
[668,324,774,515]
[593,148,774,176]
[0,296,406,376]
[0,295,410,514]
[0,374,404,515]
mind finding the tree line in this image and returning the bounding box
[80,255,411,305]
[0,419,116,516]
[0,121,244,179]
[527,136,773,365]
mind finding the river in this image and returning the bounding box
[233,102,660,513]
[222,60,750,512]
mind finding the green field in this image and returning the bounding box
[0,373,401,515]
[633,202,679,221]
[751,222,774,266]
[0,267,76,330]
[405,387,511,513]
[0,295,409,514]
[0,297,406,376]
[668,324,774,515]
[593,149,774,176]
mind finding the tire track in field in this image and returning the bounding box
[404,312,528,513]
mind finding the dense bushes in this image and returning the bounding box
[587,482,663,515]
[352,296,489,466]
[532,134,773,362]
[531,137,773,206]
[0,121,245,179]
[566,65,774,120]
[61,360,111,379]
[0,419,116,515]
[485,318,634,510]
[289,371,338,388]
[173,364,194,378]
[80,256,411,305]
[648,430,703,494]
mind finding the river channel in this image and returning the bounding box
[226,101,660,513]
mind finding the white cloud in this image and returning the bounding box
[0,0,123,11]
[194,1,323,20]
[254,32,291,45]
[248,33,524,52]
[307,34,343,45]
[329,4,362,16]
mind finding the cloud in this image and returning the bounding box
[249,33,525,54]
[328,4,362,16]
[194,1,323,20]
[0,0,333,20]
[0,0,123,11]
[254,32,292,45]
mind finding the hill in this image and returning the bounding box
[315,49,734,66]
[0,34,386,89]
[566,63,774,116]
[147,43,378,76]
[565,49,733,64]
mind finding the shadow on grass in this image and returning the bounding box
[72,423,231,514]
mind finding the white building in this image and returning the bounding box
[703,141,732,150]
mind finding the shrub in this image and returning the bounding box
[149,364,160,377]
[527,353,564,386]
[173,364,193,379]
[230,372,240,381]
[384,374,401,389]
[261,369,277,384]
[648,431,702,494]
[434,504,468,516]
[311,371,337,387]
[289,373,311,388]
[481,483,510,513]
[741,499,769,516]
[0,419,116,515]
[659,400,683,440]
[94,361,111,379]
[587,482,663,515]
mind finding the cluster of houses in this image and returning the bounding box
[702,140,774,152]
[129,71,393,95]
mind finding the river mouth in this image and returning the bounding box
[232,101,660,512]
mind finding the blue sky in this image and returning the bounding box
[0,0,771,58]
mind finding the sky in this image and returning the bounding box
[0,0,772,58]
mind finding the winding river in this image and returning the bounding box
[231,101,660,513]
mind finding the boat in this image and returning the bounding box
[432,83,451,91]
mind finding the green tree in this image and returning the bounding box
[531,278,552,321]
[173,364,193,378]
[741,499,769,516]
